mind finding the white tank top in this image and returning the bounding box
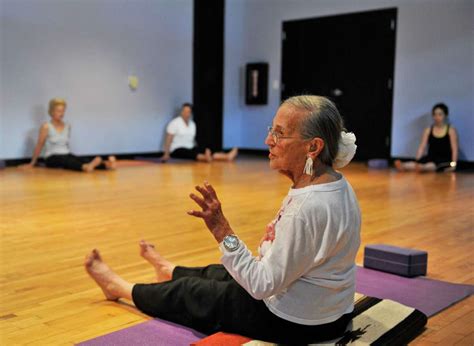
[43,122,71,158]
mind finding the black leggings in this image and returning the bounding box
[132,264,352,344]
[45,154,106,172]
[170,147,202,160]
[416,155,452,171]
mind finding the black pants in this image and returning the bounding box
[45,154,106,172]
[170,147,202,160]
[416,155,452,172]
[132,264,352,344]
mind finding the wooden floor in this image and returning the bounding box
[1,158,473,345]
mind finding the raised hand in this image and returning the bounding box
[188,182,234,243]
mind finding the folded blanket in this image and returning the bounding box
[192,295,427,346]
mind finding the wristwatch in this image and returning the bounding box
[222,234,240,252]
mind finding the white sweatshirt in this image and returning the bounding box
[219,176,361,325]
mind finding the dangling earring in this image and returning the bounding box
[303,156,313,176]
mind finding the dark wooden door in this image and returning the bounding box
[281,8,397,159]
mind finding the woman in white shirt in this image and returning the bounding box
[161,103,238,162]
[85,95,360,344]
[25,98,116,172]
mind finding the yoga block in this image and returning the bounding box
[368,159,389,169]
[364,244,427,277]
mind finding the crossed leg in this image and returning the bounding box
[394,160,436,172]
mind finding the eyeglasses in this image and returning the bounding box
[267,126,297,144]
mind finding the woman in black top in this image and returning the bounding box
[395,103,458,172]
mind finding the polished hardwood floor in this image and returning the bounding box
[0,158,473,345]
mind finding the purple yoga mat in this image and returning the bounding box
[79,268,474,345]
[77,318,205,346]
[356,266,474,317]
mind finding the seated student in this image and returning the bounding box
[85,95,360,344]
[161,103,238,162]
[25,98,116,172]
[395,103,458,172]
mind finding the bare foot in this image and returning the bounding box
[227,148,239,161]
[18,163,35,170]
[105,156,117,170]
[139,240,175,282]
[394,160,404,172]
[84,249,132,301]
[443,166,455,173]
[204,148,213,163]
[83,156,103,172]
[416,163,435,173]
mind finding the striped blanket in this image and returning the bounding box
[193,294,428,345]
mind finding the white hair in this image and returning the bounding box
[282,95,357,168]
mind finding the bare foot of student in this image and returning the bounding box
[443,166,455,173]
[139,240,176,283]
[105,156,117,170]
[418,162,436,173]
[204,148,213,162]
[83,156,103,172]
[212,148,239,162]
[18,163,35,170]
[394,160,404,172]
[227,147,239,161]
[85,249,133,301]
[415,163,421,173]
[197,149,213,163]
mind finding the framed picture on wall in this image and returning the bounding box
[245,63,268,105]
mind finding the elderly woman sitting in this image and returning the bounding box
[85,95,360,344]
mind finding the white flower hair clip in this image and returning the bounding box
[333,131,357,169]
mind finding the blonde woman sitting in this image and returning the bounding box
[25,98,116,172]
